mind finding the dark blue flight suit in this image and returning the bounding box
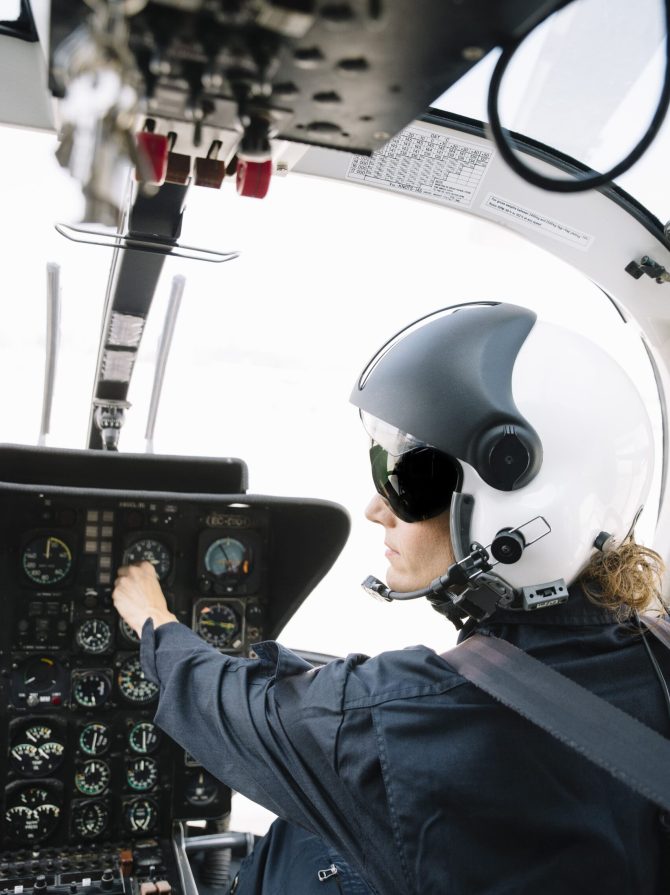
[229,817,373,894]
[140,588,670,894]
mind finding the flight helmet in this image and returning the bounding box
[350,302,655,622]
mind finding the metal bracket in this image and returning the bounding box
[55,223,240,264]
[625,255,670,284]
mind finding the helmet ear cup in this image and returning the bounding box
[477,425,541,491]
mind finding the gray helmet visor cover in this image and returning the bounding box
[351,303,543,493]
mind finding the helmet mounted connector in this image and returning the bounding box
[521,581,569,611]
[490,527,525,564]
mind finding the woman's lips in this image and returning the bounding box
[384,544,399,558]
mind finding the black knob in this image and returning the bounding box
[101,869,114,890]
[490,528,525,564]
[33,875,47,894]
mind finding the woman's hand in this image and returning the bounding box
[113,561,178,637]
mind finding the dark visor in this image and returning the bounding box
[369,441,461,523]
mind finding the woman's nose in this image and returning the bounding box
[365,493,394,524]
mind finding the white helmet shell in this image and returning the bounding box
[453,317,655,589]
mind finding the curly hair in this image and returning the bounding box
[579,537,666,620]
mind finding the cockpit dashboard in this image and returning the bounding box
[0,445,349,895]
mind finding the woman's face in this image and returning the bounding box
[365,494,455,592]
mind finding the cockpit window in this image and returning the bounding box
[432,0,670,216]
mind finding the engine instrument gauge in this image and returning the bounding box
[72,671,111,708]
[22,656,60,693]
[128,721,160,755]
[195,602,240,649]
[79,723,110,756]
[123,538,172,582]
[75,759,111,797]
[126,757,159,792]
[10,723,65,776]
[5,786,61,841]
[72,800,108,839]
[10,743,41,775]
[124,798,157,833]
[76,618,113,654]
[117,657,159,705]
[204,537,251,582]
[22,536,73,586]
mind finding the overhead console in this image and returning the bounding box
[0,445,350,895]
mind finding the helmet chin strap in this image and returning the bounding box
[362,516,568,629]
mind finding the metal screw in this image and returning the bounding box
[462,46,485,62]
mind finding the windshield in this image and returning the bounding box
[432,0,670,217]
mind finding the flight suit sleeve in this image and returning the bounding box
[139,618,366,846]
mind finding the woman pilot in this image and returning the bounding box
[113,302,669,894]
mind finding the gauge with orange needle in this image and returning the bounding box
[203,537,251,582]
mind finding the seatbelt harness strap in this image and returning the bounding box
[442,621,670,812]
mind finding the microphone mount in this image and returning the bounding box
[363,541,514,629]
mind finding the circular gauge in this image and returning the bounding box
[196,602,240,649]
[22,536,73,586]
[5,805,34,840]
[204,538,251,581]
[124,798,157,833]
[24,724,56,744]
[75,759,111,797]
[6,786,61,842]
[72,672,111,709]
[10,743,41,775]
[76,618,113,654]
[10,735,65,776]
[128,721,160,755]
[185,770,219,807]
[117,657,159,705]
[72,800,108,839]
[119,618,140,646]
[123,539,172,582]
[79,723,110,756]
[39,740,66,769]
[22,656,60,693]
[126,757,159,792]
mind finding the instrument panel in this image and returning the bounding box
[0,491,269,854]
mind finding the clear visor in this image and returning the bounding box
[360,411,424,456]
